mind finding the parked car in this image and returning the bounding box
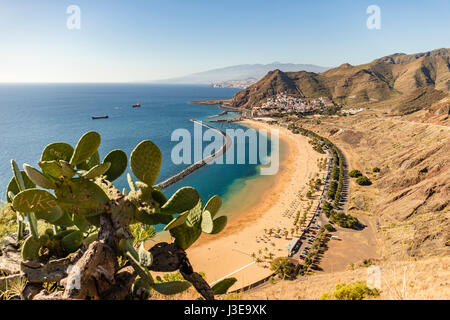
[299,256,305,260]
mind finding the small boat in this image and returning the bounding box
[132,103,141,108]
[92,115,109,120]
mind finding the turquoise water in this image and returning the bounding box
[0,84,268,209]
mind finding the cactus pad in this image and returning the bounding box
[126,252,154,289]
[152,281,192,295]
[38,161,64,179]
[21,236,42,261]
[161,187,200,215]
[163,212,189,231]
[61,230,84,253]
[82,162,111,179]
[41,142,74,162]
[69,131,101,166]
[23,164,56,189]
[204,195,222,219]
[55,178,109,216]
[59,160,76,178]
[138,243,153,267]
[200,210,214,234]
[211,278,237,295]
[211,216,228,234]
[12,189,59,219]
[169,223,202,250]
[186,199,203,227]
[151,187,167,206]
[135,211,173,225]
[130,140,162,186]
[103,149,128,181]
[6,171,35,203]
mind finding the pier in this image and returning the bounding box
[155,119,232,190]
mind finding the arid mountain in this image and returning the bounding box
[150,62,329,84]
[232,48,450,108]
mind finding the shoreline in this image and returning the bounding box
[156,119,232,190]
[185,119,326,291]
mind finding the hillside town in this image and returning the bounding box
[250,92,338,117]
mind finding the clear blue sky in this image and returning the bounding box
[1,0,449,82]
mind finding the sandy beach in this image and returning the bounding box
[185,119,327,291]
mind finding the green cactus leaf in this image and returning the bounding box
[61,230,84,253]
[151,187,167,206]
[169,223,202,250]
[103,149,128,181]
[204,195,222,219]
[23,164,56,189]
[53,229,76,240]
[13,189,58,216]
[21,236,42,261]
[82,162,111,179]
[130,140,162,186]
[59,160,76,178]
[211,216,228,234]
[11,160,26,191]
[40,142,74,162]
[53,210,75,228]
[38,161,64,179]
[126,252,154,289]
[186,199,203,227]
[28,212,39,238]
[127,173,137,192]
[36,205,63,224]
[6,172,35,203]
[138,243,153,267]
[69,131,101,166]
[135,211,173,226]
[152,281,192,295]
[72,214,91,232]
[83,232,98,246]
[38,234,50,246]
[161,187,200,215]
[44,228,54,238]
[211,278,237,295]
[163,212,188,231]
[55,178,109,217]
[88,151,100,168]
[201,210,214,234]
[77,151,101,171]
[84,215,101,227]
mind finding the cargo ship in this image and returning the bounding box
[132,103,141,108]
[92,115,109,120]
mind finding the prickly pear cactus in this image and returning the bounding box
[2,131,228,300]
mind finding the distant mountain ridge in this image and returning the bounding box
[151,62,329,84]
[231,48,450,109]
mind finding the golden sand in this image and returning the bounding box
[186,119,326,291]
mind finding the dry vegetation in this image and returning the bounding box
[240,256,449,300]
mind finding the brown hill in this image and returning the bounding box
[231,48,450,108]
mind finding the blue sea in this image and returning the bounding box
[0,84,270,215]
